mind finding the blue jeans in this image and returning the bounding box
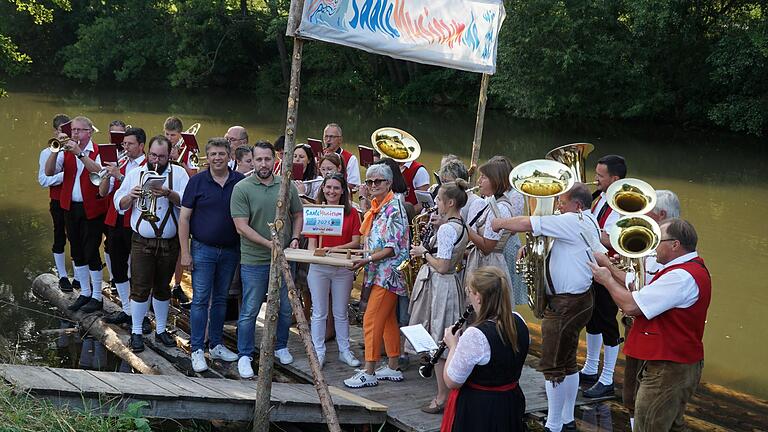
[237,263,292,357]
[190,240,239,351]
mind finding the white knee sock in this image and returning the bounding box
[545,379,565,432]
[89,270,103,301]
[53,253,68,278]
[582,332,603,375]
[131,300,149,334]
[116,281,131,314]
[75,266,92,296]
[560,372,580,423]
[630,417,634,430]
[599,344,620,385]
[127,254,131,279]
[153,298,170,334]
[104,252,113,281]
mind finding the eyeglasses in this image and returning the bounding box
[226,136,244,143]
[148,152,169,160]
[324,135,341,139]
[71,128,91,133]
[364,178,388,187]
[659,238,678,243]
[326,173,345,181]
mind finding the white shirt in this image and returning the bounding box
[402,161,430,189]
[50,140,101,202]
[435,222,460,260]
[38,148,63,188]
[461,191,482,222]
[106,155,147,194]
[338,149,361,186]
[591,192,620,230]
[624,253,664,288]
[113,164,189,239]
[633,251,701,320]
[530,211,602,295]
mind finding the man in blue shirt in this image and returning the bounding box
[179,137,244,372]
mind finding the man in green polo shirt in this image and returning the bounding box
[231,141,303,379]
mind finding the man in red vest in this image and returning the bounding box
[399,160,430,213]
[322,123,361,190]
[99,127,148,327]
[590,218,711,432]
[581,154,627,398]
[44,116,108,313]
[38,114,74,292]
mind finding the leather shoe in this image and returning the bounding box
[80,298,103,313]
[156,331,177,348]
[583,382,614,398]
[130,334,144,353]
[68,295,91,311]
[104,311,131,325]
[142,316,153,335]
[563,420,578,431]
[59,277,73,293]
[420,399,445,414]
[579,371,598,386]
[72,279,81,290]
[172,285,190,303]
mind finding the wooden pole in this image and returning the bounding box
[469,73,491,183]
[273,232,342,432]
[253,1,308,431]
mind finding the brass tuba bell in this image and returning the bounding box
[545,142,595,184]
[605,178,656,215]
[370,127,421,162]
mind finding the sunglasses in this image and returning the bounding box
[365,178,389,187]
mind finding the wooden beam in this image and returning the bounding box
[469,73,491,182]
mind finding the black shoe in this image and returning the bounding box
[72,279,81,290]
[155,331,177,348]
[59,277,73,293]
[130,333,144,352]
[563,420,578,431]
[142,316,152,335]
[79,298,103,313]
[104,311,131,325]
[583,382,614,398]
[172,285,190,303]
[68,295,91,311]
[110,279,117,294]
[579,371,598,386]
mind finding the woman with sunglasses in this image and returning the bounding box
[344,163,410,388]
[407,180,470,414]
[293,144,322,200]
[305,172,363,367]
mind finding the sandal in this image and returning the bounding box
[420,398,446,414]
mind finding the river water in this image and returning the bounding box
[1,81,766,399]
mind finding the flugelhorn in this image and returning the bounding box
[136,164,160,223]
[89,151,128,186]
[419,305,474,378]
[48,136,72,153]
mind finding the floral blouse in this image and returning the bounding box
[363,198,410,296]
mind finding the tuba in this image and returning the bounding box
[398,207,437,296]
[545,143,595,183]
[370,127,421,162]
[509,160,575,318]
[605,178,656,216]
[136,164,160,223]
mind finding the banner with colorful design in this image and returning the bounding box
[297,0,506,74]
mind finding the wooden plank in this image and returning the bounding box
[136,374,232,401]
[328,386,388,412]
[0,364,79,395]
[47,368,121,395]
[94,372,177,399]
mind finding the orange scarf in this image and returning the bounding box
[360,191,395,237]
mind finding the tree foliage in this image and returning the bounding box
[1,0,766,135]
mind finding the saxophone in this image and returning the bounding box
[398,207,438,296]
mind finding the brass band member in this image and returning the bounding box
[590,218,710,432]
[44,115,108,313]
[407,180,470,414]
[465,156,517,293]
[322,123,361,190]
[114,135,189,352]
[164,116,192,305]
[442,267,530,432]
[100,127,148,326]
[492,183,601,432]
[38,114,72,291]
[581,155,627,398]
[224,125,248,170]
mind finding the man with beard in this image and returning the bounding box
[230,142,303,378]
[114,135,189,352]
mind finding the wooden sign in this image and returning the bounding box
[302,204,344,236]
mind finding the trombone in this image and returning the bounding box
[89,151,128,186]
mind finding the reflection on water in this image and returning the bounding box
[53,321,128,372]
[1,80,767,398]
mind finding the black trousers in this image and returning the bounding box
[108,216,133,284]
[64,202,104,271]
[49,199,67,254]
[130,234,179,302]
[585,282,621,346]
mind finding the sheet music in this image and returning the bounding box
[400,324,439,353]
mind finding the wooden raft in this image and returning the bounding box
[0,364,386,424]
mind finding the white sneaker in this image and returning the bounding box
[191,349,208,373]
[339,350,362,367]
[375,365,404,382]
[274,348,294,365]
[238,356,254,379]
[343,370,378,388]
[210,344,238,362]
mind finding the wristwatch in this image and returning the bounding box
[76,152,86,159]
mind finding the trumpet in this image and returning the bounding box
[89,151,128,186]
[136,164,160,223]
[48,136,73,153]
[419,305,474,378]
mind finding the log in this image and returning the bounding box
[32,273,184,377]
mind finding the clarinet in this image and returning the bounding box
[419,305,474,378]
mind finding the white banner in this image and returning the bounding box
[297,0,506,74]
